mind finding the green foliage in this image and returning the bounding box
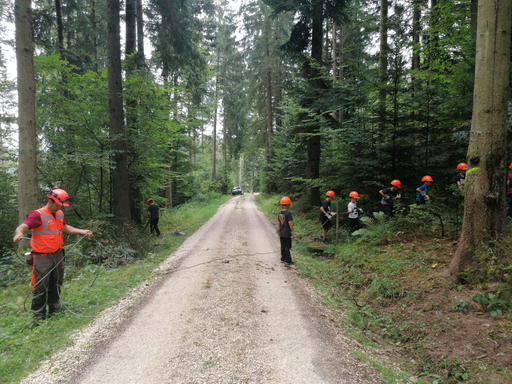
[460,238,512,285]
[472,292,512,317]
[450,299,469,314]
[368,277,404,299]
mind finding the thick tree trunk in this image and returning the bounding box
[55,0,64,57]
[305,0,324,207]
[443,0,511,282]
[92,0,99,72]
[15,0,39,223]
[125,0,142,224]
[107,0,131,224]
[273,17,283,129]
[265,17,273,150]
[136,0,145,65]
[125,0,136,57]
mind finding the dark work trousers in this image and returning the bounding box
[507,194,512,218]
[381,204,393,218]
[349,218,362,233]
[150,218,161,236]
[280,237,293,263]
[31,250,64,320]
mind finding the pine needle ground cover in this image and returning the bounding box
[256,194,512,384]
[0,194,231,384]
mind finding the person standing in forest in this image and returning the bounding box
[453,163,467,194]
[347,191,363,233]
[379,180,401,218]
[147,198,161,236]
[277,196,294,265]
[13,188,94,320]
[416,176,433,205]
[319,190,335,244]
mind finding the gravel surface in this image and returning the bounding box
[20,195,384,384]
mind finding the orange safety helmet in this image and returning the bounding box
[47,188,70,206]
[390,180,402,188]
[147,198,153,204]
[349,191,360,199]
[326,190,335,198]
[421,175,434,182]
[509,163,512,169]
[279,196,292,205]
[457,163,467,170]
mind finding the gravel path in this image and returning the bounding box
[21,195,383,384]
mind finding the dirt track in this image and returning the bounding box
[21,195,383,384]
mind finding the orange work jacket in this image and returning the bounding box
[30,207,65,253]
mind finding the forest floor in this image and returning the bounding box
[19,194,383,384]
[373,234,512,384]
[253,198,512,384]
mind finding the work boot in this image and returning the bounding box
[48,301,62,317]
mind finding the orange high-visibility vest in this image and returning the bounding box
[30,207,64,253]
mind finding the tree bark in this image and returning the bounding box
[305,0,324,207]
[136,0,145,64]
[15,0,39,223]
[107,0,131,224]
[125,0,142,224]
[443,0,511,282]
[378,0,388,131]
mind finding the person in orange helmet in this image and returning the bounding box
[379,180,401,218]
[277,196,294,265]
[416,176,433,205]
[453,163,467,193]
[347,191,363,233]
[13,187,93,320]
[319,190,335,244]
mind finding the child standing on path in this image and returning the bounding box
[277,196,294,265]
[319,190,335,244]
[416,176,433,205]
[347,191,363,233]
[379,180,401,218]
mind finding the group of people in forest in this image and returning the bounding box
[13,160,507,319]
[276,162,473,264]
[13,188,161,321]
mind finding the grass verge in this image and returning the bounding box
[0,194,231,384]
[255,194,512,384]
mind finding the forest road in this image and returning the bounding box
[22,194,383,384]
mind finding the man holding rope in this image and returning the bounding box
[13,187,93,320]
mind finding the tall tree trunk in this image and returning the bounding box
[378,0,388,130]
[125,0,136,57]
[443,0,511,282]
[92,0,99,72]
[15,0,38,222]
[107,0,131,224]
[265,16,273,150]
[55,0,65,57]
[273,17,283,129]
[212,50,219,180]
[412,0,421,72]
[125,0,142,224]
[136,0,145,65]
[304,0,324,207]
